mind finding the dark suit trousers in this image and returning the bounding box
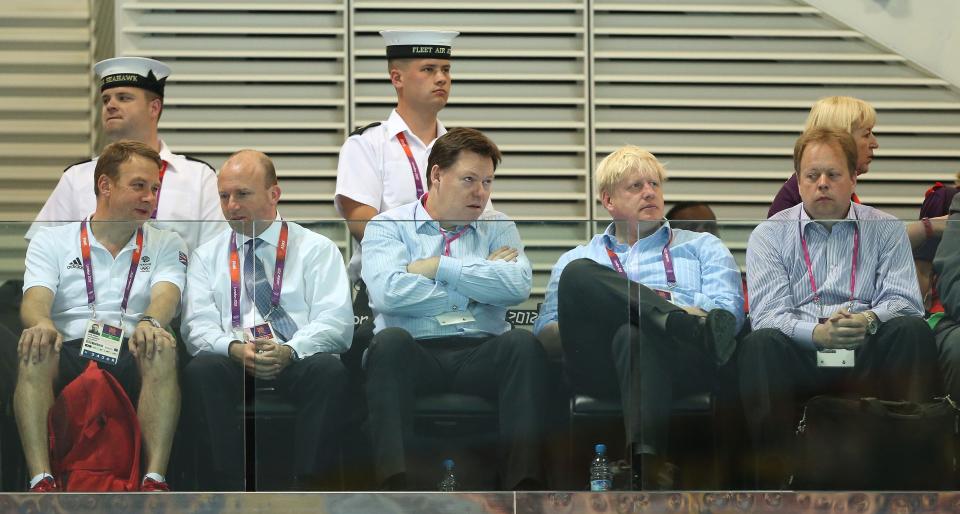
[738,318,938,488]
[182,351,348,490]
[557,258,715,456]
[364,327,548,489]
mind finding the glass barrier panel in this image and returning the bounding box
[0,217,957,492]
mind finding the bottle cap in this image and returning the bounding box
[595,443,606,454]
[443,459,455,469]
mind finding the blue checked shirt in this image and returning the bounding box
[534,222,745,335]
[747,203,924,351]
[361,200,532,338]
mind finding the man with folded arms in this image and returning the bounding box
[16,140,186,492]
[740,128,937,488]
[534,145,744,489]
[361,128,548,490]
[181,150,353,491]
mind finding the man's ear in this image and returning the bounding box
[390,67,403,89]
[599,190,613,211]
[97,174,112,196]
[269,184,282,205]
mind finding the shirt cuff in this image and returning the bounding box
[213,333,239,357]
[793,320,819,351]
[869,306,895,323]
[691,292,719,313]
[435,255,462,290]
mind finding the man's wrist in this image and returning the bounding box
[138,315,162,329]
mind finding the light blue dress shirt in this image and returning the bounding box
[534,222,745,335]
[361,200,532,338]
[747,203,924,351]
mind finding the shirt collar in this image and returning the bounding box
[387,109,446,145]
[413,196,477,233]
[235,212,283,247]
[799,202,857,234]
[83,215,142,252]
[156,139,179,174]
[601,220,671,251]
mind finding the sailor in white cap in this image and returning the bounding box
[334,30,460,366]
[27,56,225,251]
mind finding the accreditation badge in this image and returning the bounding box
[434,310,476,326]
[80,319,123,365]
[245,322,277,344]
[653,289,673,301]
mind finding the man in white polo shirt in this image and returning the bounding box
[16,140,187,492]
[27,56,223,251]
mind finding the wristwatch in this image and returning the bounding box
[138,316,162,329]
[863,311,880,335]
[285,345,301,362]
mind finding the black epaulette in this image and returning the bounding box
[349,122,381,137]
[183,155,216,172]
[63,158,93,173]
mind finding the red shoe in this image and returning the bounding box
[29,476,58,492]
[141,477,170,492]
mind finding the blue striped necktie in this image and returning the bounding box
[244,238,298,342]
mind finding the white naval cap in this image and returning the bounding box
[380,29,460,60]
[94,56,171,97]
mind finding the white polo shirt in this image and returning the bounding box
[335,109,447,281]
[26,139,226,251]
[23,221,188,341]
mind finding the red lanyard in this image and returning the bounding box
[150,160,168,219]
[420,194,469,255]
[441,226,470,256]
[604,227,676,286]
[396,132,425,199]
[79,219,144,321]
[228,221,289,328]
[799,220,860,305]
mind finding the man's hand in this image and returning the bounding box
[681,306,708,317]
[129,321,174,359]
[407,256,441,280]
[18,320,62,365]
[251,340,292,380]
[487,246,519,262]
[813,308,868,349]
[229,340,257,376]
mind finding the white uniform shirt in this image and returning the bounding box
[335,109,447,281]
[23,221,188,341]
[27,139,226,251]
[181,217,353,359]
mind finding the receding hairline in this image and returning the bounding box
[221,149,277,186]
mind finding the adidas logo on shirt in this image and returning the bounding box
[66,257,82,270]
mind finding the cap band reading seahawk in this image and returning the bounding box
[94,56,171,97]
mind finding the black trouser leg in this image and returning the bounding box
[274,352,349,489]
[854,316,938,402]
[937,321,960,400]
[737,328,816,489]
[447,329,549,488]
[182,353,245,491]
[365,328,444,485]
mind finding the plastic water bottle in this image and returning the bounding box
[438,459,457,491]
[589,443,613,491]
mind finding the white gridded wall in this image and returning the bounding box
[593,0,960,265]
[351,0,590,300]
[0,0,93,277]
[5,0,959,281]
[115,0,351,249]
